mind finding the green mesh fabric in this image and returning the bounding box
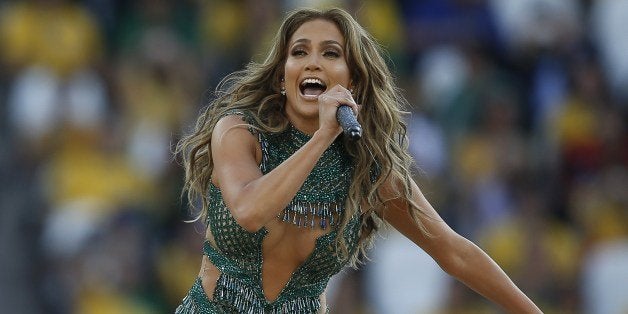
[261,124,353,203]
[177,110,362,313]
[175,278,224,314]
[263,125,354,229]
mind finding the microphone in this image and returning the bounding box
[336,105,362,141]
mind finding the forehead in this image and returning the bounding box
[289,19,345,46]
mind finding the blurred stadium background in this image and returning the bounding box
[0,0,627,313]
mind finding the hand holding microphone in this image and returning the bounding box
[336,105,362,141]
[319,84,362,141]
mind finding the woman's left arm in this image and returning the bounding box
[377,178,542,314]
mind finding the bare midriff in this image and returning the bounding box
[200,220,330,311]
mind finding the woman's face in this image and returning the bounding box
[283,19,351,130]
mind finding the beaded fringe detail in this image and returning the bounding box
[175,294,197,314]
[175,278,222,314]
[214,274,264,312]
[275,297,321,313]
[213,273,321,313]
[279,200,342,229]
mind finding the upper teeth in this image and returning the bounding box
[301,78,324,86]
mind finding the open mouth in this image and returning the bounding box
[299,78,327,97]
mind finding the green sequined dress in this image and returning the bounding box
[175,111,362,313]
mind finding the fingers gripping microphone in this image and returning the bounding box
[336,105,362,141]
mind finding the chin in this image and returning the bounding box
[286,100,319,123]
[297,106,320,119]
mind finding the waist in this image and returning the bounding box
[202,241,329,293]
[185,276,329,314]
[200,247,326,313]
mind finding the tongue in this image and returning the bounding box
[303,87,325,96]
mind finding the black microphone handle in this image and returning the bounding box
[336,105,362,141]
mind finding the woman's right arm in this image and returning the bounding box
[377,178,542,313]
[210,115,338,232]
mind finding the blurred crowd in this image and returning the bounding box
[0,0,626,313]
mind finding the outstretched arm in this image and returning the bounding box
[377,178,542,313]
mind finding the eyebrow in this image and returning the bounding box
[290,38,343,47]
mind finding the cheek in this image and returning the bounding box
[333,64,351,84]
[283,62,300,82]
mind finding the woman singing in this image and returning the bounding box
[175,7,542,314]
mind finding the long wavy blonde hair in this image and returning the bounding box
[176,7,428,264]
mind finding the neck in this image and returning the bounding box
[288,119,318,136]
[284,108,319,135]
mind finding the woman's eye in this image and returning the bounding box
[324,50,340,58]
[291,49,306,56]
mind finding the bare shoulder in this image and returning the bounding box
[213,113,257,139]
[212,113,261,151]
[211,113,262,187]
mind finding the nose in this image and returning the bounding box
[304,54,321,71]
